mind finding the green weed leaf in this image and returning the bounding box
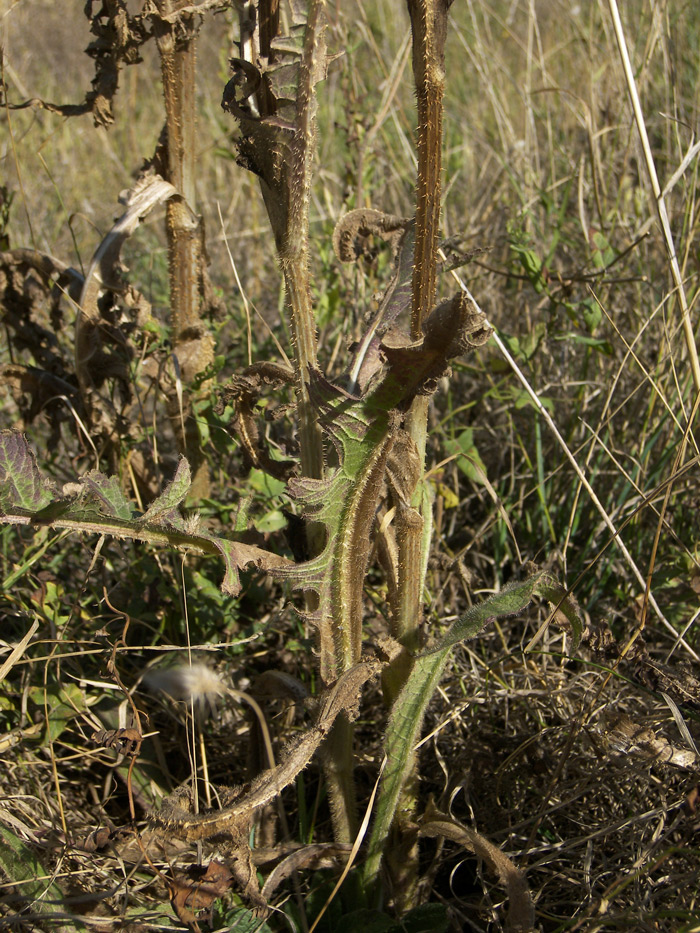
[214,905,274,932]
[580,297,602,333]
[141,457,191,522]
[0,823,66,923]
[444,428,487,484]
[78,471,135,521]
[513,388,554,412]
[0,431,56,513]
[590,228,615,269]
[364,572,581,886]
[28,682,87,744]
[0,432,292,596]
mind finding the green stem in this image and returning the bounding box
[322,715,358,844]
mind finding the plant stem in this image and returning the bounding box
[321,714,357,844]
[154,4,198,336]
[278,0,326,485]
[406,0,450,338]
[374,0,451,902]
[153,1,213,498]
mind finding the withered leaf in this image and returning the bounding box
[261,842,351,899]
[332,209,411,264]
[169,860,234,933]
[92,727,142,757]
[420,801,534,933]
[218,363,297,481]
[78,825,114,853]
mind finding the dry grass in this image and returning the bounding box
[1,1,700,931]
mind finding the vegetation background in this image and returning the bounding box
[1,0,699,931]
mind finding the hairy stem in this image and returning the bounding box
[321,714,358,844]
[272,0,350,838]
[375,0,451,902]
[278,0,326,485]
[153,1,213,497]
[406,0,450,338]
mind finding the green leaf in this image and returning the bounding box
[0,823,65,917]
[444,428,487,484]
[363,572,581,888]
[0,431,56,514]
[579,297,602,333]
[255,509,287,533]
[0,432,292,597]
[141,458,191,522]
[214,905,274,932]
[562,298,603,335]
[512,388,554,413]
[80,470,135,521]
[28,682,87,743]
[519,247,547,291]
[432,481,459,509]
[248,468,287,499]
[554,333,613,355]
[590,228,615,269]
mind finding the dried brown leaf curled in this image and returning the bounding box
[604,714,698,769]
[218,363,297,481]
[169,860,234,932]
[419,801,534,933]
[332,209,411,264]
[260,842,352,899]
[77,825,114,853]
[92,727,143,757]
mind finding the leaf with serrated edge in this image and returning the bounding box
[80,471,134,521]
[0,430,56,514]
[141,458,191,523]
[0,432,292,596]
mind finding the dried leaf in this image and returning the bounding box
[169,860,234,932]
[260,842,351,899]
[604,714,698,769]
[420,802,534,933]
[332,209,411,264]
[218,363,297,481]
[92,727,143,757]
[78,826,114,852]
[74,172,180,441]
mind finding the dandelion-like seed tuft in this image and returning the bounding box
[144,662,227,718]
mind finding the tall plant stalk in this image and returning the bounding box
[240,0,326,487]
[407,0,449,339]
[153,0,214,498]
[279,0,326,487]
[379,0,452,904]
[396,0,451,651]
